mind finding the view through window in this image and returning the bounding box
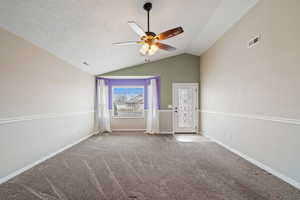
[112,86,144,118]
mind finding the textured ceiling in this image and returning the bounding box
[0,0,258,74]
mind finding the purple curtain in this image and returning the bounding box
[97,77,160,109]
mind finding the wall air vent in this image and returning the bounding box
[248,34,261,48]
[83,62,90,66]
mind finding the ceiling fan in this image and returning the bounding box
[113,2,184,56]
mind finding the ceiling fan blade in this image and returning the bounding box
[113,41,142,46]
[156,42,176,51]
[157,27,184,40]
[128,21,146,37]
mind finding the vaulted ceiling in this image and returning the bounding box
[0,0,258,74]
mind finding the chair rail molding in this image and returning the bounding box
[0,111,95,126]
[159,110,172,112]
[200,110,300,125]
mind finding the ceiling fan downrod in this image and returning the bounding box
[143,2,152,34]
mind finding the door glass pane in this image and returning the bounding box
[178,88,194,128]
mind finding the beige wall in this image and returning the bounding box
[200,0,300,186]
[0,27,95,180]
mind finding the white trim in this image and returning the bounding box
[98,76,157,79]
[159,110,172,113]
[204,134,300,190]
[112,129,146,132]
[158,131,173,135]
[111,110,172,113]
[172,83,199,87]
[0,131,97,185]
[200,110,300,125]
[111,129,173,135]
[0,111,94,126]
[112,116,145,119]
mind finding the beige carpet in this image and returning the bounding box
[0,132,299,200]
[175,134,211,143]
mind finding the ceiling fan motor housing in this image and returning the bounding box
[145,32,156,37]
[143,2,152,11]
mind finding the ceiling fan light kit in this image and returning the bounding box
[113,2,184,57]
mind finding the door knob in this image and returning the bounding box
[174,107,178,113]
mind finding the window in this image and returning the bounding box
[112,86,144,118]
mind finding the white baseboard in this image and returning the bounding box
[0,131,97,185]
[158,131,173,135]
[112,129,146,132]
[204,134,300,190]
[112,129,174,135]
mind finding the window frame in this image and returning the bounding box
[111,85,145,119]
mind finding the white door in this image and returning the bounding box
[172,83,198,133]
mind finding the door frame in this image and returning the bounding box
[172,83,199,134]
